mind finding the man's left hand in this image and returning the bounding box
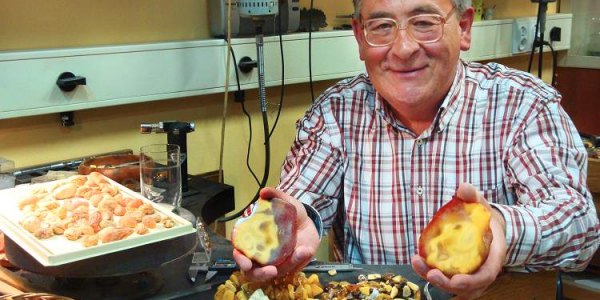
[411,182,507,299]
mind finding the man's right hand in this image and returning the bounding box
[411,183,507,299]
[232,187,321,282]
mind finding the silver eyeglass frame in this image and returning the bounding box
[361,5,457,47]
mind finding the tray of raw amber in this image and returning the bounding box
[0,172,195,266]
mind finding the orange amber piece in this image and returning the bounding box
[419,196,492,276]
[231,198,297,266]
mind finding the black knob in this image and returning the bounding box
[238,56,257,74]
[56,72,87,92]
[60,111,75,127]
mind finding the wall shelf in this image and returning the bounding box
[0,14,572,120]
[462,13,572,61]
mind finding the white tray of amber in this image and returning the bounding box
[0,173,195,267]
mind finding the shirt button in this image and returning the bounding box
[416,139,424,146]
[416,186,424,195]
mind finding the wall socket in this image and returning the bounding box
[512,18,539,54]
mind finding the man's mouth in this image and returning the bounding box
[389,65,427,75]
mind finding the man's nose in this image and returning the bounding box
[389,29,420,58]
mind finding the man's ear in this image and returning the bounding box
[352,18,367,61]
[458,7,474,51]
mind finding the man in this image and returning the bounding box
[233,0,600,298]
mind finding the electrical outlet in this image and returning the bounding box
[512,18,538,54]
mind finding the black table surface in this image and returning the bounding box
[149,229,453,300]
[3,226,452,299]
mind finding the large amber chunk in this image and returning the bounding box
[418,196,492,276]
[231,198,297,266]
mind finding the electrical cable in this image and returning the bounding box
[528,3,543,74]
[538,16,545,78]
[218,104,270,222]
[308,0,315,103]
[221,3,288,221]
[228,45,261,186]
[269,3,286,138]
[545,41,558,87]
[218,21,272,223]
[229,46,242,92]
[218,0,234,184]
[241,101,261,186]
[212,0,234,232]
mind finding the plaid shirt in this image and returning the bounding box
[278,61,600,271]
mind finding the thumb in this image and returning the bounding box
[259,187,310,224]
[455,183,501,227]
[455,182,484,204]
[259,187,280,200]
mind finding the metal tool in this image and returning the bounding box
[188,218,214,283]
[302,263,361,272]
[187,217,239,283]
[188,255,217,283]
[424,282,433,300]
[188,257,238,283]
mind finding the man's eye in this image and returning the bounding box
[410,16,441,29]
[412,20,436,28]
[368,21,395,32]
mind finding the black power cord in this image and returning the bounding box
[269,2,286,138]
[528,0,556,79]
[308,0,315,103]
[229,45,261,187]
[218,4,289,222]
[527,3,543,75]
[219,67,271,223]
[547,41,558,87]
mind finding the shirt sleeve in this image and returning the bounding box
[497,96,600,272]
[276,99,344,232]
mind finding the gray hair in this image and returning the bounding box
[352,0,472,19]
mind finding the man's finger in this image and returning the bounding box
[276,246,314,276]
[426,269,452,291]
[233,249,253,271]
[241,265,278,282]
[258,187,279,200]
[455,182,481,203]
[410,255,430,278]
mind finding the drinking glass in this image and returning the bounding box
[0,157,15,190]
[140,144,183,213]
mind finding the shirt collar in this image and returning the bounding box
[435,60,465,133]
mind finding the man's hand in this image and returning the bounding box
[411,183,507,299]
[232,187,320,282]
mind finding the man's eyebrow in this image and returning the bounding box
[364,11,395,19]
[363,5,445,20]
[411,5,443,15]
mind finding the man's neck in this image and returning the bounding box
[389,97,443,136]
[395,111,436,136]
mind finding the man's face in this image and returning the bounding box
[352,0,473,110]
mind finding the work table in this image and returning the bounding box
[0,223,561,299]
[0,163,585,299]
[177,233,559,300]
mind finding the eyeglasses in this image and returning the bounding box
[362,6,457,47]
